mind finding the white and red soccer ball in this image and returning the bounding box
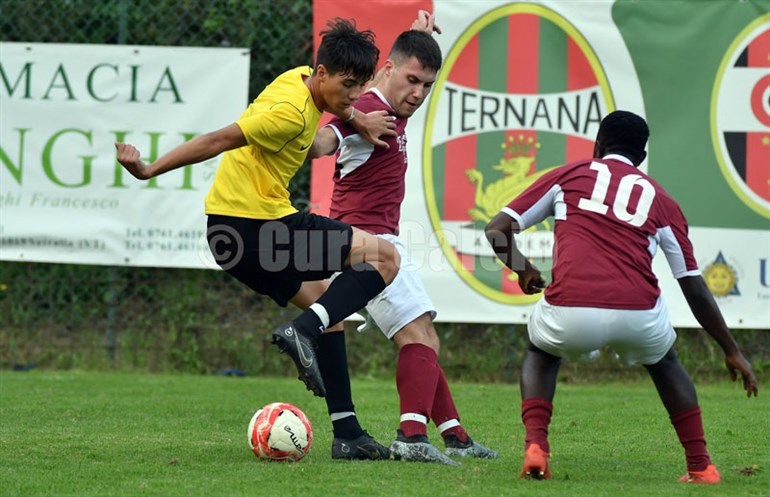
[248,402,313,462]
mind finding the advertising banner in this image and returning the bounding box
[311,0,770,328]
[0,43,250,268]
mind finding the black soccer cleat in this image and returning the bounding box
[332,431,390,460]
[271,322,326,397]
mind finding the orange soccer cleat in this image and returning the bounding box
[679,464,721,484]
[520,443,552,480]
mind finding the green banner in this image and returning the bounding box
[613,1,769,227]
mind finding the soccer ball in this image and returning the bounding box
[247,402,313,462]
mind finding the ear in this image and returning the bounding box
[637,150,647,166]
[592,139,602,158]
[315,64,328,81]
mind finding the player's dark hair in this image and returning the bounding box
[316,18,379,84]
[596,110,649,165]
[389,30,442,72]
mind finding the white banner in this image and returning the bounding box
[653,228,770,329]
[0,42,250,268]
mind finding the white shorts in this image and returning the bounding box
[364,234,436,339]
[528,295,676,366]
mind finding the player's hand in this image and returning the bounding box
[354,110,397,148]
[517,261,546,295]
[725,352,758,397]
[411,10,442,34]
[115,142,152,180]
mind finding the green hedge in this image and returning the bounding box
[1,262,767,384]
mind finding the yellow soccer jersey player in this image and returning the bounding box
[205,66,322,220]
[115,12,454,464]
[115,18,401,403]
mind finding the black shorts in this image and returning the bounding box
[206,212,353,306]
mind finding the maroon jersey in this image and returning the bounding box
[326,89,408,235]
[503,155,700,310]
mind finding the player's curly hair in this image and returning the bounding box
[389,30,442,72]
[596,110,649,165]
[317,18,379,85]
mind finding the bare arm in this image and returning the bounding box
[346,109,397,148]
[308,113,394,159]
[115,123,247,180]
[485,212,546,294]
[678,275,758,397]
[308,126,340,160]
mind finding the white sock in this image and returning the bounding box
[330,411,355,422]
[437,419,460,435]
[309,303,330,329]
[400,413,428,424]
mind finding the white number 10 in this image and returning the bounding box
[577,161,655,227]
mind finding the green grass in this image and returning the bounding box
[0,371,767,497]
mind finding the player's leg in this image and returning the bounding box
[361,236,455,465]
[301,227,399,330]
[615,298,718,483]
[391,314,441,441]
[289,280,388,460]
[430,359,498,459]
[290,282,357,433]
[388,319,457,465]
[644,347,698,414]
[519,299,566,480]
[644,348,719,483]
[271,216,398,397]
[206,214,329,394]
[518,342,559,479]
[520,301,611,479]
[206,213,393,398]
[385,313,497,460]
[432,369,499,459]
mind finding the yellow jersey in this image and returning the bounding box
[205,66,322,220]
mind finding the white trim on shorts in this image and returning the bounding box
[365,234,437,339]
[528,295,677,365]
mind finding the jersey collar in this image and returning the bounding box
[369,87,396,112]
[602,154,633,166]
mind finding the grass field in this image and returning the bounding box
[0,371,767,497]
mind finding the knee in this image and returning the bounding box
[377,239,400,284]
[425,326,440,355]
[411,329,440,355]
[394,318,440,354]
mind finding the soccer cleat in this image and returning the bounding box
[389,430,460,466]
[271,322,326,397]
[332,431,390,460]
[520,443,551,480]
[679,464,721,484]
[443,434,499,459]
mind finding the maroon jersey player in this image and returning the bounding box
[485,110,757,483]
[311,24,497,463]
[328,89,409,235]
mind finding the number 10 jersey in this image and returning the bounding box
[501,154,700,310]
